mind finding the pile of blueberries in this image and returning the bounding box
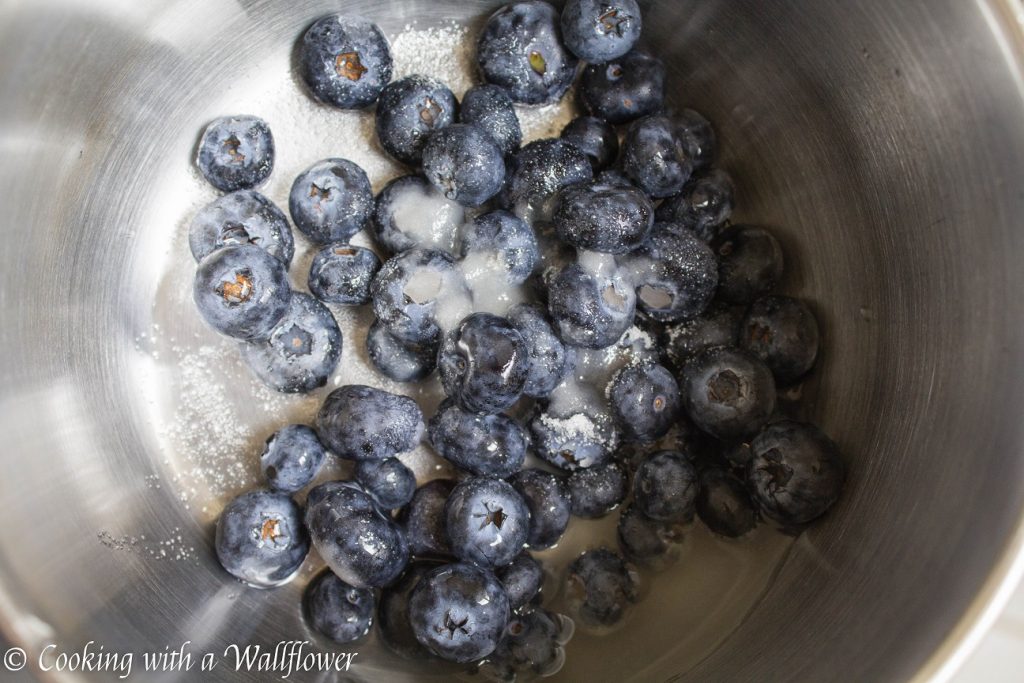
[194,1,845,678]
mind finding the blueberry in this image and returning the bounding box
[354,457,417,510]
[748,420,844,526]
[408,562,510,663]
[530,381,619,470]
[553,180,654,254]
[305,480,372,513]
[366,317,438,383]
[656,169,735,242]
[437,313,530,415]
[632,450,698,522]
[376,75,458,165]
[697,467,757,538]
[316,385,424,461]
[372,175,465,255]
[240,292,342,394]
[459,84,522,157]
[427,400,528,478]
[307,244,381,305]
[215,489,309,588]
[674,108,717,171]
[260,424,327,493]
[565,548,639,629]
[371,248,473,345]
[299,14,393,110]
[189,190,293,265]
[501,139,594,223]
[196,116,274,193]
[487,608,571,680]
[507,303,574,398]
[616,503,684,567]
[477,1,579,105]
[547,252,636,349]
[445,477,531,568]
[561,0,642,62]
[681,346,777,440]
[711,225,785,304]
[422,124,506,208]
[662,304,743,373]
[622,224,718,323]
[304,570,374,644]
[458,210,540,287]
[622,115,692,199]
[510,469,572,550]
[740,295,820,385]
[378,561,446,660]
[496,553,545,610]
[560,116,619,172]
[608,362,680,442]
[580,50,665,125]
[193,245,291,341]
[567,461,627,518]
[305,482,409,587]
[400,479,456,558]
[289,159,373,245]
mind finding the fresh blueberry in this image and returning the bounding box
[662,304,743,373]
[567,461,627,518]
[307,244,381,305]
[215,489,309,588]
[496,553,545,610]
[445,477,531,568]
[196,116,274,193]
[376,75,458,166]
[622,224,718,323]
[305,482,409,587]
[372,175,465,255]
[560,116,619,172]
[422,124,506,208]
[289,158,373,245]
[354,457,417,510]
[366,317,439,383]
[193,245,291,342]
[459,84,522,157]
[437,313,530,415]
[565,548,640,630]
[299,14,393,110]
[560,0,642,62]
[622,115,692,199]
[408,562,510,663]
[656,169,735,242]
[501,138,594,223]
[477,1,579,106]
[510,469,572,550]
[458,210,540,287]
[530,380,620,470]
[632,450,698,522]
[371,248,473,345]
[260,424,327,493]
[399,479,456,558]
[304,570,375,644]
[608,362,680,442]
[711,225,785,304]
[547,251,636,349]
[189,190,293,265]
[681,346,777,440]
[740,295,820,385]
[427,400,528,478]
[316,384,424,461]
[553,180,654,254]
[240,292,342,394]
[748,420,844,526]
[487,608,571,680]
[697,467,757,538]
[507,303,574,398]
[580,50,665,125]
[674,108,717,171]
[305,480,373,514]
[616,503,684,567]
[378,561,445,660]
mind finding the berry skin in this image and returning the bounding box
[422,124,506,208]
[561,116,619,172]
[437,313,531,415]
[553,180,654,254]
[399,479,456,558]
[510,469,572,550]
[501,139,594,223]
[193,245,291,342]
[579,50,665,125]
[458,210,540,287]
[215,489,309,588]
[711,225,785,304]
[427,399,528,478]
[377,561,445,660]
[616,503,684,567]
[530,381,620,471]
[674,108,717,171]
[477,2,579,105]
[298,14,393,110]
[623,224,718,323]
[240,292,342,394]
[681,346,777,441]
[632,450,699,522]
[740,295,821,385]
[547,252,637,350]
[307,243,381,306]
[354,457,417,510]
[567,461,627,518]
[372,175,465,255]
[656,169,735,242]
[316,385,424,461]
[304,570,375,644]
[565,548,640,630]
[459,84,522,157]
[260,424,327,493]
[376,75,458,166]
[445,477,531,568]
[408,562,511,663]
[366,317,438,383]
[196,115,274,193]
[487,608,572,680]
[622,115,692,199]
[608,362,681,442]
[189,190,293,265]
[662,305,743,373]
[496,553,545,610]
[697,467,757,538]
[507,303,575,399]
[748,420,844,526]
[288,158,374,244]
[561,0,642,63]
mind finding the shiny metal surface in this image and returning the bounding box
[1,0,1024,681]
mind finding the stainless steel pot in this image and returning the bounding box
[2,0,1024,681]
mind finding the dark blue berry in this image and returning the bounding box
[422,124,506,208]
[459,84,522,157]
[260,424,326,493]
[437,313,530,415]
[372,175,465,255]
[487,608,571,680]
[496,553,545,610]
[662,304,743,372]
[366,317,438,383]
[446,477,531,568]
[316,385,424,461]
[530,382,619,470]
[378,561,446,660]
[305,480,373,514]
[193,245,291,341]
[307,244,381,305]
[215,489,309,588]
[580,50,665,125]
[697,467,757,538]
[711,225,785,304]
[427,400,527,478]
[616,503,683,567]
[681,346,776,440]
[561,0,642,62]
[567,461,627,518]
[633,450,698,522]
[458,210,540,287]
[189,190,293,265]
[565,548,639,629]
[622,115,692,198]
[608,362,680,442]
[376,75,458,165]
[196,116,274,192]
[547,253,636,349]
[510,469,572,550]
[501,139,594,222]
[507,303,574,398]
[740,295,820,385]
[299,14,393,110]
[560,116,619,172]
[289,158,373,245]
[304,570,374,644]
[674,108,716,171]
[400,479,456,558]
[656,169,735,242]
[623,224,718,322]
[354,457,417,510]
[553,180,654,254]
